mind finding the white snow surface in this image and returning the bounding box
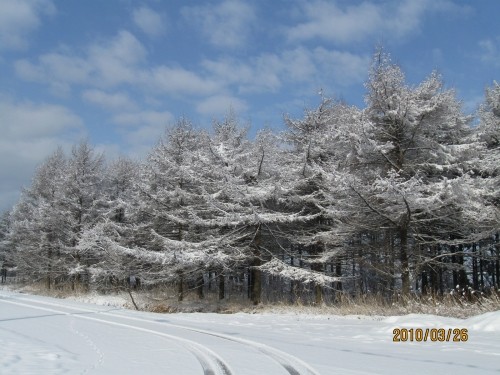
[0,290,499,374]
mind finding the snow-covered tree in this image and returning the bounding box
[133,118,222,299]
[0,211,13,282]
[58,140,106,289]
[353,50,472,295]
[278,98,359,302]
[9,148,70,288]
[6,50,497,303]
[75,156,143,290]
[467,81,500,290]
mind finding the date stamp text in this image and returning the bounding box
[393,328,468,342]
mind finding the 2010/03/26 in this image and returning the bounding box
[393,328,468,342]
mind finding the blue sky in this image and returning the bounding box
[0,0,499,212]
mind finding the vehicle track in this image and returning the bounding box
[1,292,321,375]
[0,295,232,375]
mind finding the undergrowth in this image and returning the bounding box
[5,282,499,319]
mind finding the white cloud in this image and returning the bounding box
[287,1,381,44]
[0,0,55,50]
[196,95,248,117]
[82,89,137,111]
[144,66,221,96]
[123,124,165,146]
[479,37,500,67]
[87,30,147,86]
[89,30,147,65]
[202,47,369,94]
[182,0,256,48]
[114,118,172,158]
[132,6,167,37]
[0,136,75,212]
[0,99,84,212]
[15,30,146,92]
[286,0,470,44]
[202,58,273,92]
[112,110,174,128]
[15,54,92,93]
[15,30,220,98]
[0,99,82,140]
[312,48,369,85]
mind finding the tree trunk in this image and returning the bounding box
[335,260,342,292]
[311,261,324,304]
[496,233,500,289]
[479,248,484,290]
[46,246,52,290]
[421,270,428,295]
[250,259,261,305]
[451,246,458,288]
[457,244,468,287]
[196,272,204,299]
[472,243,479,290]
[429,247,440,295]
[399,227,410,295]
[177,271,184,302]
[250,226,262,305]
[218,272,225,300]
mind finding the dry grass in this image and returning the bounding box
[137,287,500,318]
[258,292,500,319]
[6,282,499,319]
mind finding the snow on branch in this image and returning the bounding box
[257,258,342,287]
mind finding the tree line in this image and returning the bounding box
[1,51,498,305]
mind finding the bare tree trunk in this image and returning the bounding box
[458,244,468,287]
[399,227,410,295]
[250,226,262,305]
[177,271,184,302]
[218,272,225,300]
[480,247,484,290]
[196,272,204,299]
[472,243,479,290]
[451,245,458,287]
[128,288,139,310]
[250,258,261,305]
[311,261,324,304]
[46,246,52,290]
[496,233,500,289]
[335,260,342,293]
[421,269,428,295]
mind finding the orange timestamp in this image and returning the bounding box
[393,328,468,342]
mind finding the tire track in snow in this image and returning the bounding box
[0,296,233,375]
[2,294,320,375]
[160,324,320,375]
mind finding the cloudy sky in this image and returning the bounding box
[0,0,499,213]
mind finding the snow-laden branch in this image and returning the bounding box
[258,258,342,287]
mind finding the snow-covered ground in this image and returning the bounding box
[0,290,498,374]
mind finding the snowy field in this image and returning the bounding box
[0,290,499,374]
